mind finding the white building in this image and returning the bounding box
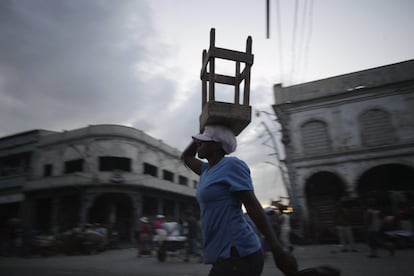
[0,125,198,241]
[273,60,414,242]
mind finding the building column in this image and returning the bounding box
[79,191,97,226]
[21,197,35,230]
[129,192,142,241]
[108,203,116,227]
[157,198,163,216]
[174,200,180,220]
[50,197,60,235]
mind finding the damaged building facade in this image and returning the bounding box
[0,125,198,241]
[273,60,414,242]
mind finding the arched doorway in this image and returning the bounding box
[89,193,133,242]
[357,163,414,214]
[305,171,346,243]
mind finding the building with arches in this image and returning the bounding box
[273,60,414,242]
[0,125,198,242]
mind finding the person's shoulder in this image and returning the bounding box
[223,156,248,166]
[221,157,249,171]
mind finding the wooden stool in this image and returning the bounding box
[199,28,254,136]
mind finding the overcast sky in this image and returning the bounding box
[1,0,413,205]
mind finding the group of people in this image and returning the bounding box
[335,197,413,258]
[364,198,413,257]
[135,211,201,260]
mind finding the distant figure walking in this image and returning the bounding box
[153,214,165,229]
[365,199,382,258]
[279,208,293,253]
[136,217,153,257]
[182,209,200,262]
[335,201,357,252]
[398,201,413,232]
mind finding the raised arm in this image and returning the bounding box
[181,140,203,176]
[237,190,298,276]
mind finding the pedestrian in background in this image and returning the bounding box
[398,201,413,232]
[261,208,280,257]
[181,125,297,276]
[279,207,293,253]
[182,209,201,262]
[153,214,165,235]
[335,201,357,252]
[136,217,153,257]
[364,199,382,258]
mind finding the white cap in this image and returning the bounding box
[140,217,149,223]
[192,125,237,154]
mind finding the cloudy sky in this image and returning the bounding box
[1,0,413,205]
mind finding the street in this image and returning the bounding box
[1,244,413,276]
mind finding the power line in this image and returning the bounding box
[266,0,313,85]
[275,0,284,84]
[296,0,308,83]
[289,0,299,85]
[302,0,314,83]
[294,0,315,84]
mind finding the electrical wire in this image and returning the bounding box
[289,0,300,85]
[275,0,284,84]
[266,0,313,85]
[302,0,314,83]
[296,0,308,83]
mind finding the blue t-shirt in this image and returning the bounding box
[196,156,261,264]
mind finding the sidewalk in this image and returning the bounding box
[1,244,413,275]
[282,244,413,276]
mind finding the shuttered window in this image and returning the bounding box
[64,159,84,174]
[301,120,331,155]
[359,109,395,146]
[163,169,174,182]
[143,162,158,177]
[99,156,131,172]
[179,175,188,186]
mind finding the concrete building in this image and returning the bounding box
[0,125,198,241]
[272,60,414,242]
[0,130,55,227]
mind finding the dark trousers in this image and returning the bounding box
[208,249,264,276]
